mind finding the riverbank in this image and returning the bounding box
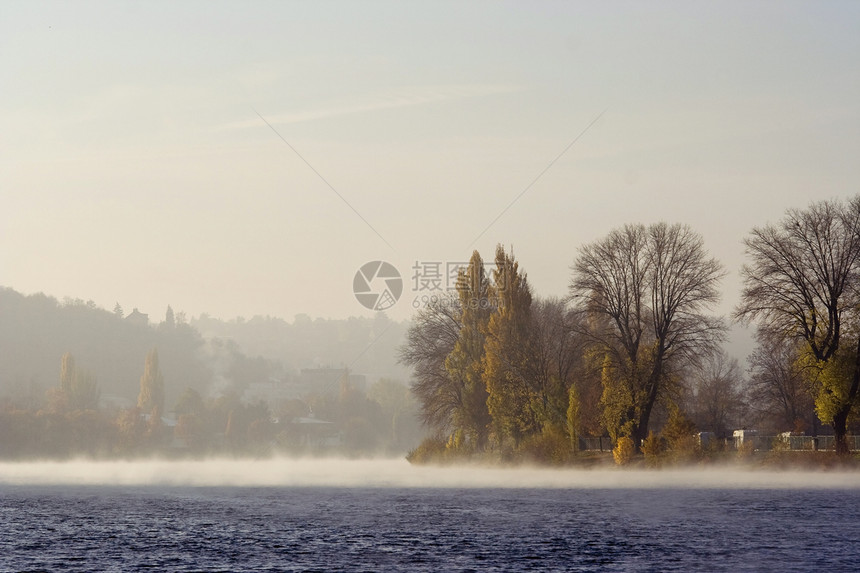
[406,441,860,470]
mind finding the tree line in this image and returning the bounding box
[0,289,409,410]
[0,345,422,459]
[401,196,860,462]
[0,294,425,458]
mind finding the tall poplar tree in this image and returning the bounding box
[138,348,165,415]
[60,352,75,395]
[483,245,536,445]
[445,250,493,448]
[57,352,100,411]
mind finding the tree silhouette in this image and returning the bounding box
[736,196,860,454]
[571,222,725,449]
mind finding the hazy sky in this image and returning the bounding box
[3,2,859,325]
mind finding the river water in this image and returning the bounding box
[1,459,858,572]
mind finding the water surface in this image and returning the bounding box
[2,482,858,572]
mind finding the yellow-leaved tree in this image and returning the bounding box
[737,196,860,455]
[138,348,165,416]
[483,245,535,447]
[571,223,725,450]
[444,250,493,449]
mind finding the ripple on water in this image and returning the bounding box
[0,486,858,572]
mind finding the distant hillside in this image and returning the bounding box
[191,312,411,384]
[0,287,411,411]
[0,288,210,408]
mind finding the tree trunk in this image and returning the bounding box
[630,423,645,454]
[834,336,860,456]
[634,350,665,453]
[832,407,850,456]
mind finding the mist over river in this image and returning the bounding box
[1,459,859,571]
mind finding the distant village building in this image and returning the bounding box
[243,379,296,404]
[126,308,149,327]
[733,429,760,449]
[697,432,715,448]
[241,369,370,405]
[298,368,367,394]
[291,414,342,448]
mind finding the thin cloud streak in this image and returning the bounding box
[218,84,523,131]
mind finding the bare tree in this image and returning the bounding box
[736,196,860,454]
[526,297,582,428]
[690,350,746,438]
[398,292,462,431]
[746,330,815,433]
[570,222,725,448]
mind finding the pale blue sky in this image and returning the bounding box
[2,1,859,326]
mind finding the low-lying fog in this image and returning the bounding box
[0,458,857,489]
